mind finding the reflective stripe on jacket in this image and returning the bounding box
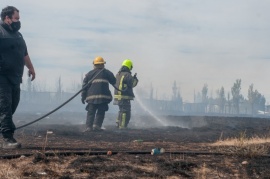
[114,66,138,102]
[82,68,116,104]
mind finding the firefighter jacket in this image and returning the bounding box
[81,68,116,104]
[0,21,28,84]
[114,66,138,101]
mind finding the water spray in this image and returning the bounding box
[133,89,167,126]
[134,89,190,129]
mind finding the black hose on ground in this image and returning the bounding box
[1,150,270,159]
[16,87,84,130]
[16,68,127,130]
[0,151,221,159]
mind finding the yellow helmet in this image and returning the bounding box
[122,59,133,70]
[93,56,106,65]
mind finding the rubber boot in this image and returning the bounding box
[124,111,131,128]
[118,111,131,129]
[2,132,21,149]
[84,111,94,132]
[93,112,105,131]
[119,112,127,129]
[116,112,121,128]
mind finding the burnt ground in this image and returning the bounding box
[0,113,270,178]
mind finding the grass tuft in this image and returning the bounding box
[213,131,270,158]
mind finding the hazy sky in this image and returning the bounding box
[1,0,270,103]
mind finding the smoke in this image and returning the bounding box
[134,90,166,126]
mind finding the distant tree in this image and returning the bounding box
[231,79,242,114]
[172,81,177,100]
[55,76,63,101]
[208,89,214,113]
[248,84,266,115]
[202,84,208,112]
[196,91,202,103]
[259,95,266,112]
[227,92,231,114]
[171,81,182,112]
[57,76,62,93]
[177,91,182,102]
[217,86,226,113]
[176,90,183,112]
[202,84,208,102]
[248,84,256,115]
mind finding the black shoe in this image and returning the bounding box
[2,138,21,149]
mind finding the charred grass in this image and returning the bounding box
[1,119,270,178]
[1,148,270,178]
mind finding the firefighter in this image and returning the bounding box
[113,59,138,129]
[81,56,116,132]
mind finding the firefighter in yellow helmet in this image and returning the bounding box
[113,59,138,129]
[81,56,116,132]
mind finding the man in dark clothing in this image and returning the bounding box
[0,6,36,149]
[81,56,116,132]
[114,59,138,129]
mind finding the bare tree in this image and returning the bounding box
[172,81,177,100]
[248,84,266,115]
[248,84,256,115]
[202,84,208,113]
[55,76,63,101]
[259,96,266,113]
[217,86,226,113]
[227,92,231,114]
[231,79,242,114]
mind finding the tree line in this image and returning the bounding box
[199,79,266,115]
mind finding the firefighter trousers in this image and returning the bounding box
[116,100,131,129]
[85,103,108,129]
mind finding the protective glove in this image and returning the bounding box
[132,73,138,87]
[81,98,85,104]
[133,73,138,81]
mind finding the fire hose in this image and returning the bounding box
[16,68,130,130]
[1,150,270,159]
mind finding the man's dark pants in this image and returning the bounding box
[0,83,20,137]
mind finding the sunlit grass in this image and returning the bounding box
[213,136,270,146]
[212,131,270,158]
